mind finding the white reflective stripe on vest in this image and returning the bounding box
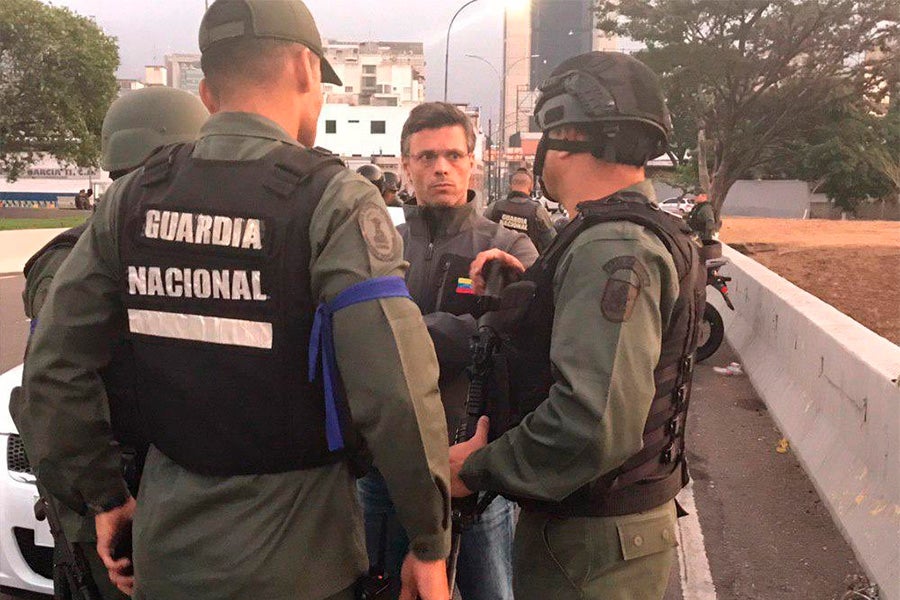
[127,309,273,349]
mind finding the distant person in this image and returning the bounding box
[484,169,556,252]
[687,192,718,241]
[383,171,402,207]
[74,189,87,209]
[357,163,386,193]
[14,85,209,600]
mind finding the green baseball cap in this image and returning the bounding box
[199,0,342,86]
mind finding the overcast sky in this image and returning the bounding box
[47,0,507,123]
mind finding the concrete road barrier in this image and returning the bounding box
[0,229,67,275]
[709,245,900,600]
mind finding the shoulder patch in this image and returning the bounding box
[601,255,648,323]
[358,203,398,262]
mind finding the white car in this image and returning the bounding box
[659,196,695,216]
[1,364,55,597]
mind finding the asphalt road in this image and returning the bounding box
[0,270,868,599]
[671,344,866,600]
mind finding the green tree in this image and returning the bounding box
[0,0,119,182]
[595,0,899,214]
[789,99,900,212]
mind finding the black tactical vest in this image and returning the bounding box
[489,196,543,246]
[499,191,706,516]
[117,143,346,476]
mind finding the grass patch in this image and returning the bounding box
[0,216,89,231]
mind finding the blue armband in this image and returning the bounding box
[309,276,413,451]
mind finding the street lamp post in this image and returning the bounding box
[444,0,480,102]
[465,52,537,197]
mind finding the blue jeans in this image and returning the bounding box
[357,468,515,600]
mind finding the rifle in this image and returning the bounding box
[447,260,514,592]
[33,482,101,600]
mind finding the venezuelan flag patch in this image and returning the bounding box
[456,277,475,295]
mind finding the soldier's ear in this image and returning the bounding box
[199,79,219,114]
[290,46,317,95]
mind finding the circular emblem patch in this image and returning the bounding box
[358,203,398,262]
[601,255,650,323]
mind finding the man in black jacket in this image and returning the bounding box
[485,169,556,252]
[357,102,537,600]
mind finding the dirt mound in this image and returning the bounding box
[720,217,899,344]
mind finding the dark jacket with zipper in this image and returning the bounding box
[398,191,538,435]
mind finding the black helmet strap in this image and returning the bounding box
[534,130,620,179]
[534,125,624,204]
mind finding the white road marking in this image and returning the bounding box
[676,483,718,600]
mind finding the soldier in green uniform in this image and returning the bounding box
[15,85,208,600]
[686,193,718,241]
[449,51,705,600]
[13,2,451,599]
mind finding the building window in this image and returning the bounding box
[345,86,354,93]
[371,121,386,134]
[373,96,399,107]
[325,120,336,134]
[363,65,376,74]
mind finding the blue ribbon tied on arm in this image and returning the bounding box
[309,276,413,452]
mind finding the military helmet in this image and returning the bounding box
[357,164,386,194]
[382,171,400,193]
[101,87,209,173]
[532,52,672,170]
[534,52,672,144]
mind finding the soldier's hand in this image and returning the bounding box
[469,250,524,295]
[96,496,137,596]
[449,416,489,497]
[399,553,449,600]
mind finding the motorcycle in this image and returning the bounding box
[696,256,734,362]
